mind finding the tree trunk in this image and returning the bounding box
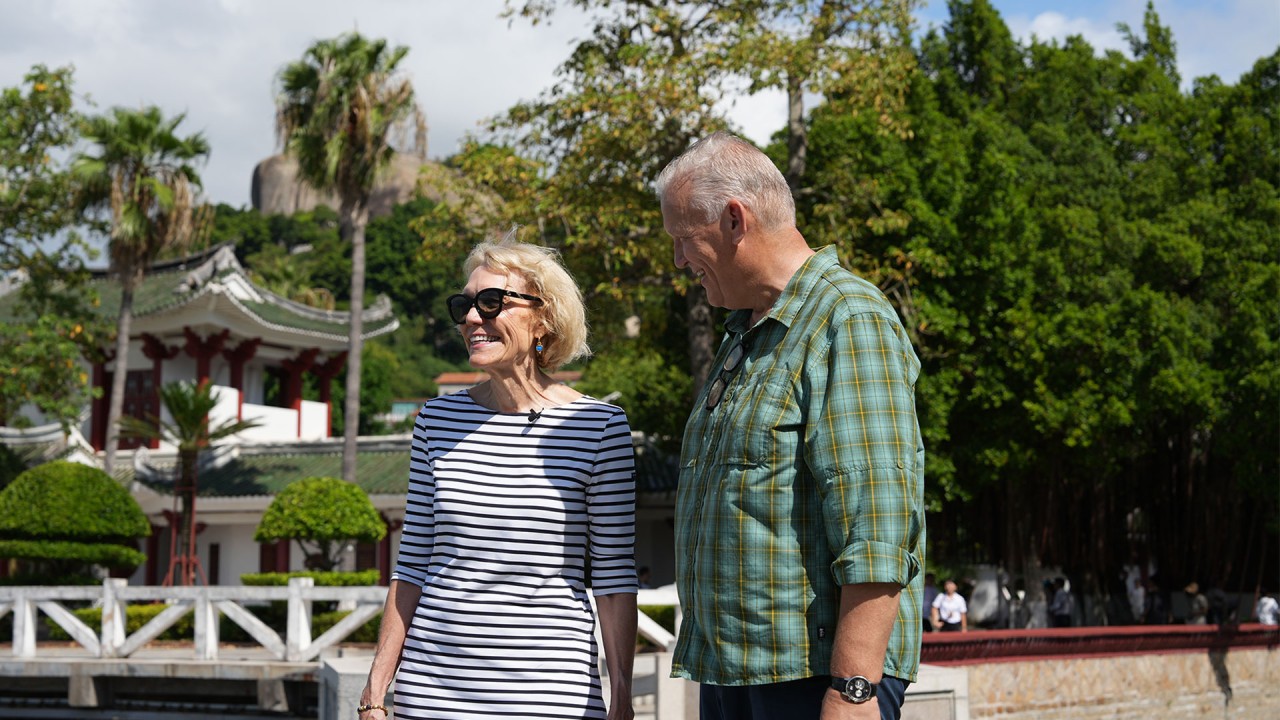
[178,448,199,586]
[785,72,807,192]
[686,285,715,395]
[102,278,136,475]
[341,202,370,483]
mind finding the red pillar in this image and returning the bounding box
[310,352,347,439]
[182,327,230,385]
[221,338,262,420]
[139,334,180,450]
[282,348,319,437]
[90,348,117,452]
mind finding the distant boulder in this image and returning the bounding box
[251,152,469,219]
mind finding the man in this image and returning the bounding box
[1256,590,1279,625]
[921,573,940,633]
[1049,577,1074,627]
[656,132,925,720]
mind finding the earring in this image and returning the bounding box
[535,338,544,355]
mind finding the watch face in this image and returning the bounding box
[837,676,874,703]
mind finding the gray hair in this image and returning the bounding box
[654,132,796,231]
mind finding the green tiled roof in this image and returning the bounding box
[0,243,397,339]
[197,448,410,497]
[127,434,677,499]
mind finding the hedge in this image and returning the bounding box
[0,539,145,569]
[240,569,381,587]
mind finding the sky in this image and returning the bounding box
[2,0,1276,208]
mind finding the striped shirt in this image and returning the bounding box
[391,392,637,719]
[672,245,926,686]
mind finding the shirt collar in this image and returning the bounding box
[725,245,838,335]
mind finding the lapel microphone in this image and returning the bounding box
[528,408,542,424]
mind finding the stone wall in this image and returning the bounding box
[920,629,1280,720]
[965,647,1278,719]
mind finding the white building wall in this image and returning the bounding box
[299,400,328,439]
[240,404,298,441]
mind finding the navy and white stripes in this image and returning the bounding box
[390,391,637,719]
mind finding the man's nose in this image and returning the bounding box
[673,240,687,268]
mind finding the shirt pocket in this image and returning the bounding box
[714,370,800,468]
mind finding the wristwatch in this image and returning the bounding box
[831,675,877,704]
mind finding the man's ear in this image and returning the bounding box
[721,200,748,244]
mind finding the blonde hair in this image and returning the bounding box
[654,131,796,231]
[461,230,590,371]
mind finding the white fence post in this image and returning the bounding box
[101,579,127,658]
[13,591,35,659]
[194,589,219,661]
[287,577,314,662]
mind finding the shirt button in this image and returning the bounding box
[896,460,904,469]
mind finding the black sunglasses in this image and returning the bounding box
[446,287,544,324]
[705,335,749,411]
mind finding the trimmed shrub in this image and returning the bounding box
[0,460,150,579]
[254,476,386,571]
[240,569,381,587]
[0,460,150,541]
[0,539,145,568]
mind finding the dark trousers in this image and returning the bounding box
[700,674,911,720]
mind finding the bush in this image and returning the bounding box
[241,569,381,587]
[637,604,678,652]
[314,610,382,643]
[50,603,196,642]
[254,477,386,571]
[0,539,145,568]
[0,461,150,541]
[0,571,97,587]
[0,460,150,578]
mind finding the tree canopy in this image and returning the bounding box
[276,31,427,484]
[73,105,211,474]
[0,65,105,429]
[787,0,1279,603]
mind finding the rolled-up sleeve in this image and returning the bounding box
[807,311,923,588]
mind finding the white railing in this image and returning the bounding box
[0,578,383,663]
[0,580,680,664]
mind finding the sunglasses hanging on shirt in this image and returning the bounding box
[446,287,544,324]
[705,336,749,411]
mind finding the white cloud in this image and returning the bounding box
[2,0,1274,206]
[1011,11,1126,53]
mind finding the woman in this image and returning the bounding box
[359,233,638,720]
[930,579,968,632]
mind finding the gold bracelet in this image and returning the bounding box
[357,703,387,715]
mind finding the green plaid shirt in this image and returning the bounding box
[672,246,925,685]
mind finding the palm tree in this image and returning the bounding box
[276,32,426,483]
[73,106,210,476]
[120,380,260,586]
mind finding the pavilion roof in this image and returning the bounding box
[0,243,398,346]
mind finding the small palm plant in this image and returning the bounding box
[120,380,260,585]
